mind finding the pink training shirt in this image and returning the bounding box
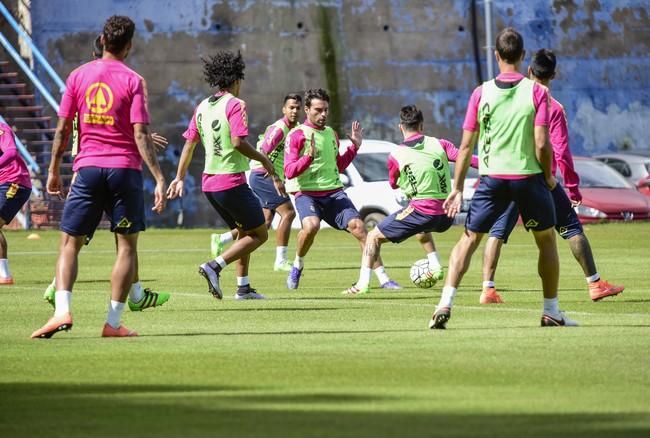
[58,59,150,172]
[284,120,358,197]
[0,123,31,188]
[183,92,249,192]
[549,97,581,202]
[387,133,478,215]
[462,71,549,180]
[251,116,294,175]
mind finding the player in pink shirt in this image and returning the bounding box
[0,122,32,285]
[32,16,166,339]
[479,49,624,304]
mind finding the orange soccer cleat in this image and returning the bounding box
[479,287,505,304]
[101,323,138,338]
[589,279,624,302]
[31,313,73,339]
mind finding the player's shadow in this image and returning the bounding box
[142,328,423,338]
[176,307,349,312]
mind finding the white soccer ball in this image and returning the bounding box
[409,258,436,289]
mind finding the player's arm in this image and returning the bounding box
[534,125,555,189]
[336,121,362,171]
[134,123,166,213]
[551,110,581,204]
[0,128,19,168]
[233,137,285,196]
[166,139,197,199]
[47,117,74,197]
[387,155,400,190]
[443,129,478,218]
[284,130,313,179]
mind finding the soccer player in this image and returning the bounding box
[343,105,478,295]
[42,33,171,311]
[31,15,166,339]
[167,50,280,300]
[0,122,32,284]
[430,27,577,329]
[284,88,399,290]
[479,49,624,304]
[248,93,300,271]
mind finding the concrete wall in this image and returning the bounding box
[28,0,650,226]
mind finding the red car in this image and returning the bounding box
[568,157,650,223]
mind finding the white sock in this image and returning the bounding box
[214,256,227,269]
[374,266,390,285]
[293,256,304,270]
[236,276,249,287]
[221,232,234,244]
[543,297,560,318]
[483,281,495,289]
[586,273,600,283]
[129,281,144,303]
[275,246,288,264]
[427,252,442,270]
[106,300,125,329]
[0,259,10,278]
[54,290,72,317]
[356,267,372,289]
[437,286,457,309]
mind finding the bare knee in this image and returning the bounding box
[301,218,320,236]
[347,218,367,240]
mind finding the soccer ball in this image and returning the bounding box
[410,259,436,289]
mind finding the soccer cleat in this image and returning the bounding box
[210,233,224,258]
[234,285,266,300]
[0,276,14,285]
[589,279,624,302]
[541,311,579,327]
[380,279,402,290]
[273,260,293,272]
[430,268,444,282]
[128,288,171,311]
[479,287,505,304]
[101,323,138,337]
[342,284,370,295]
[286,267,303,290]
[428,306,451,330]
[31,313,73,339]
[43,282,56,308]
[198,261,223,300]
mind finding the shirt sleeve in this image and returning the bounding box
[0,127,18,168]
[182,107,200,142]
[130,76,150,124]
[227,99,249,138]
[261,125,285,155]
[461,86,483,132]
[532,83,550,127]
[550,106,582,201]
[440,138,479,168]
[387,154,400,189]
[335,133,358,172]
[284,129,313,179]
[57,72,78,119]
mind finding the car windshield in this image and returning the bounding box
[572,160,633,189]
[354,153,390,182]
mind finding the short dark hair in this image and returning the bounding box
[530,48,556,80]
[284,93,302,104]
[202,51,245,89]
[399,105,423,131]
[304,88,330,108]
[102,15,135,54]
[92,34,103,59]
[495,27,524,64]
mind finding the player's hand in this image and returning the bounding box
[571,198,582,207]
[272,175,287,197]
[152,179,166,213]
[443,189,463,218]
[307,133,316,158]
[347,120,363,148]
[545,175,557,190]
[166,178,184,199]
[46,171,64,199]
[151,132,168,151]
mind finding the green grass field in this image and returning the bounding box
[1,223,649,437]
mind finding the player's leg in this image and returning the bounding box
[416,232,444,279]
[273,201,296,272]
[104,232,139,336]
[480,202,517,304]
[343,226,389,295]
[287,194,322,289]
[211,229,237,258]
[0,224,9,284]
[232,226,267,300]
[0,183,31,284]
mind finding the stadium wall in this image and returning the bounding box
[27,0,650,227]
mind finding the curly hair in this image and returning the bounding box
[202,51,246,90]
[304,88,330,108]
[102,15,135,54]
[92,34,103,59]
[399,105,423,131]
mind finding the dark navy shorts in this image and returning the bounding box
[489,182,583,241]
[61,167,145,236]
[0,183,31,224]
[204,183,265,231]
[378,205,453,243]
[295,190,360,231]
[249,170,291,211]
[467,174,555,233]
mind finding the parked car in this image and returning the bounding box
[566,157,650,223]
[594,153,650,195]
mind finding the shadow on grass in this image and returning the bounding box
[0,382,647,437]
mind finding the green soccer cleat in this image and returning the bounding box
[273,260,293,272]
[430,268,444,282]
[341,285,370,295]
[128,288,170,311]
[43,282,56,308]
[210,233,224,259]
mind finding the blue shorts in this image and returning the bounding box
[295,190,360,231]
[61,167,145,236]
[0,183,30,224]
[249,170,291,211]
[378,205,453,243]
[204,183,265,231]
[467,174,555,233]
[489,183,583,241]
